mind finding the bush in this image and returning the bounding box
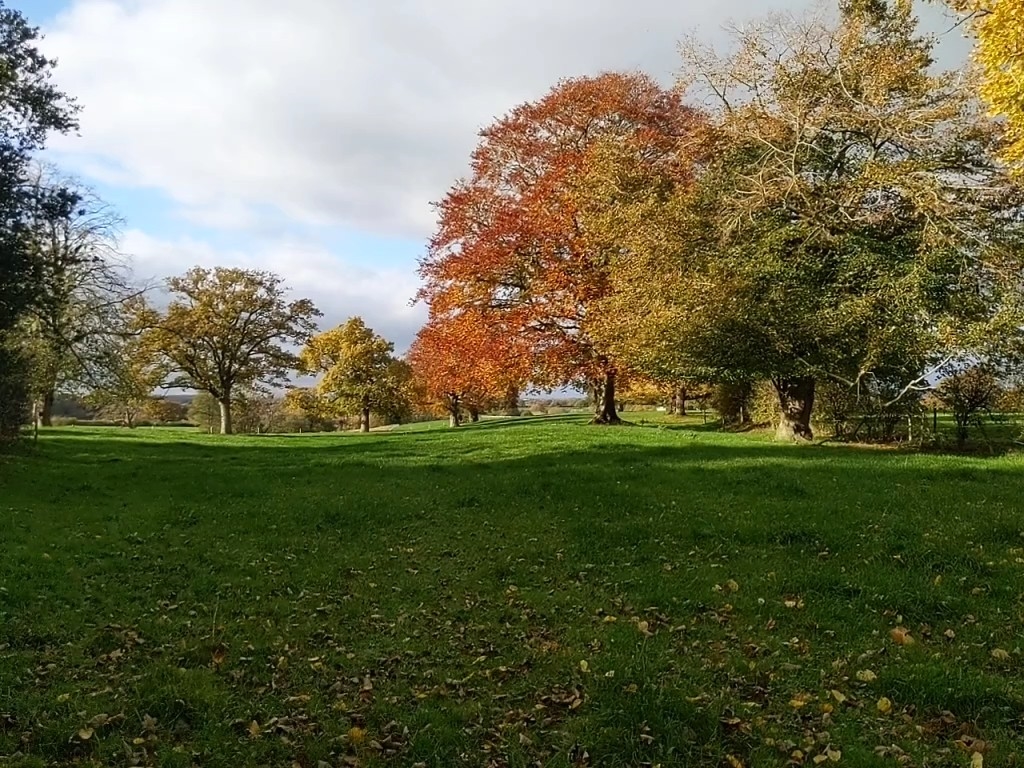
[0,341,30,443]
[710,381,754,426]
[51,416,79,427]
[937,366,1001,447]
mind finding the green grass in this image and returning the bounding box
[1,418,1023,767]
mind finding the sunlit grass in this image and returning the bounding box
[1,420,1022,766]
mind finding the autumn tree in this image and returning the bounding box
[944,0,1024,175]
[299,317,409,433]
[418,73,703,424]
[0,4,79,440]
[137,267,320,434]
[86,331,168,428]
[408,310,528,427]
[589,2,1016,440]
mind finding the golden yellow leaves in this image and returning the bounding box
[876,696,893,715]
[966,0,1024,174]
[348,726,366,745]
[855,669,877,683]
[971,751,985,768]
[990,648,1010,662]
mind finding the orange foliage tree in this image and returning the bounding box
[407,310,527,427]
[417,72,703,423]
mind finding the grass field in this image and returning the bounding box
[2,418,1023,767]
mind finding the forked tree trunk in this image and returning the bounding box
[360,407,371,433]
[218,398,233,435]
[593,370,622,425]
[773,377,815,441]
[39,389,55,427]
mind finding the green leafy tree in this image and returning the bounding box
[299,317,410,432]
[588,2,1017,440]
[137,267,321,434]
[0,2,79,440]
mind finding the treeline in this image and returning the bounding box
[411,2,1024,441]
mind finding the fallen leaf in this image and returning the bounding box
[248,721,261,739]
[726,755,744,768]
[877,697,892,714]
[77,727,94,740]
[830,689,847,704]
[579,660,589,673]
[725,579,740,593]
[971,752,984,768]
[348,726,366,745]
[991,648,1010,661]
[56,693,70,703]
[826,747,841,762]
[637,620,652,636]
[856,670,877,682]
[890,627,914,646]
[603,615,617,623]
[790,692,813,709]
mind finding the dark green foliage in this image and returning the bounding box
[0,1,79,443]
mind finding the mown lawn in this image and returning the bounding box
[1,418,1023,767]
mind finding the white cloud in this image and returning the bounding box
[122,229,426,351]
[42,0,839,239]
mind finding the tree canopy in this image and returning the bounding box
[136,267,321,434]
[299,317,411,432]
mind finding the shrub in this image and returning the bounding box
[937,366,1001,447]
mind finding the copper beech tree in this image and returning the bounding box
[417,72,704,423]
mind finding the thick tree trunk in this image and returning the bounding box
[360,407,371,433]
[592,370,622,425]
[218,398,233,435]
[675,386,688,415]
[773,377,815,441]
[468,407,480,423]
[38,389,54,427]
[125,408,136,429]
[502,386,520,416]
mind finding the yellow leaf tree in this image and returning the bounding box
[946,0,1024,174]
[137,267,321,434]
[299,317,410,432]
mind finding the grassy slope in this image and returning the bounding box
[1,418,1023,767]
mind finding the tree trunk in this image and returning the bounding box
[593,370,622,425]
[503,386,520,416]
[448,395,461,428]
[218,398,233,435]
[675,385,688,415]
[360,407,371,433]
[468,407,480,423]
[773,377,815,441]
[38,389,54,427]
[125,408,135,429]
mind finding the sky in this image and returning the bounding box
[15,0,972,355]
